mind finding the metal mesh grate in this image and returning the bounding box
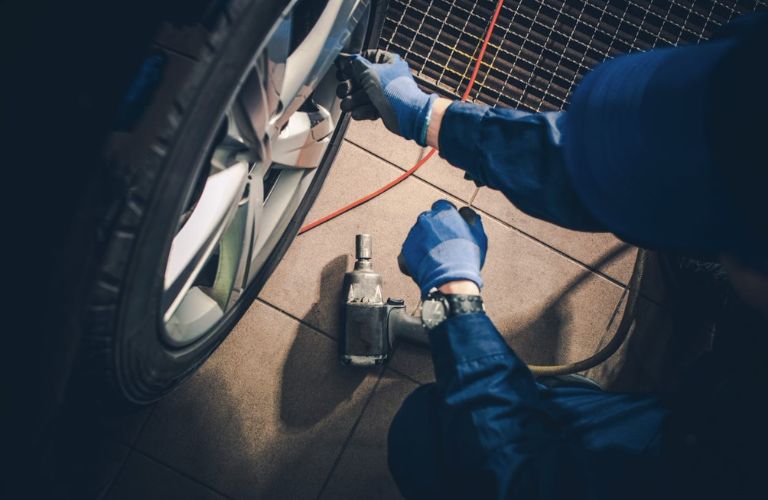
[380,0,767,111]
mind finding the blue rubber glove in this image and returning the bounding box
[400,200,488,297]
[337,50,437,146]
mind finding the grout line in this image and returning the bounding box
[467,186,481,207]
[130,402,159,447]
[256,297,338,342]
[386,363,427,386]
[88,397,160,497]
[129,448,236,499]
[343,138,632,290]
[259,291,430,392]
[103,403,163,498]
[484,213,632,290]
[100,441,136,500]
[315,370,386,500]
[105,398,160,496]
[459,206,632,290]
[244,303,431,496]
[343,139,477,209]
[343,138,440,188]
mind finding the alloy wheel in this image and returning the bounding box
[162,0,370,346]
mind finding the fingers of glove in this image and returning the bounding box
[460,208,488,267]
[418,201,486,258]
[362,48,397,65]
[350,105,379,121]
[336,80,354,98]
[350,54,374,77]
[335,53,356,80]
[366,51,411,79]
[458,206,479,225]
[397,252,411,277]
[340,88,372,111]
[414,202,469,248]
[430,199,457,213]
[415,200,457,231]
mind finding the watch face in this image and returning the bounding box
[422,299,447,329]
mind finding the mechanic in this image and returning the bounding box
[337,13,767,500]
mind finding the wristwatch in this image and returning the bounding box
[421,290,485,330]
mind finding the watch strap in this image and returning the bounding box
[441,293,484,316]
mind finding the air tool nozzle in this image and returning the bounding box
[356,234,372,260]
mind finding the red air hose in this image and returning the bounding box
[298,0,505,235]
[297,0,647,377]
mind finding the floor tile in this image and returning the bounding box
[587,290,717,393]
[97,404,156,446]
[54,437,131,500]
[414,154,479,203]
[387,343,434,385]
[473,187,637,284]
[50,396,147,497]
[345,120,423,170]
[321,371,416,500]
[262,138,627,386]
[586,296,671,393]
[87,440,132,500]
[346,121,477,202]
[346,121,636,285]
[390,215,627,384]
[136,301,380,499]
[259,141,461,338]
[107,451,226,500]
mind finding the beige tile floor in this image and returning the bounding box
[103,120,656,499]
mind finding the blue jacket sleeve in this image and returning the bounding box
[438,14,768,250]
[429,313,669,499]
[438,102,605,232]
[428,313,581,498]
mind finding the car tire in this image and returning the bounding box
[75,0,386,406]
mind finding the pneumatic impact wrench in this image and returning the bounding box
[340,234,428,366]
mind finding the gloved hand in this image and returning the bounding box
[337,49,437,146]
[400,200,488,297]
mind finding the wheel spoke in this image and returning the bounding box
[209,197,248,310]
[163,162,249,321]
[274,0,367,131]
[164,288,224,347]
[231,171,264,293]
[212,114,254,171]
[231,11,293,153]
[265,11,292,118]
[247,169,312,282]
[232,68,270,150]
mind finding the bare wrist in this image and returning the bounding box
[426,98,452,149]
[437,280,481,295]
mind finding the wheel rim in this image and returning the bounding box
[162,0,370,347]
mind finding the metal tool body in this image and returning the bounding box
[341,234,427,366]
[340,227,646,373]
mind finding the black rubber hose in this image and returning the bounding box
[527,248,648,376]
